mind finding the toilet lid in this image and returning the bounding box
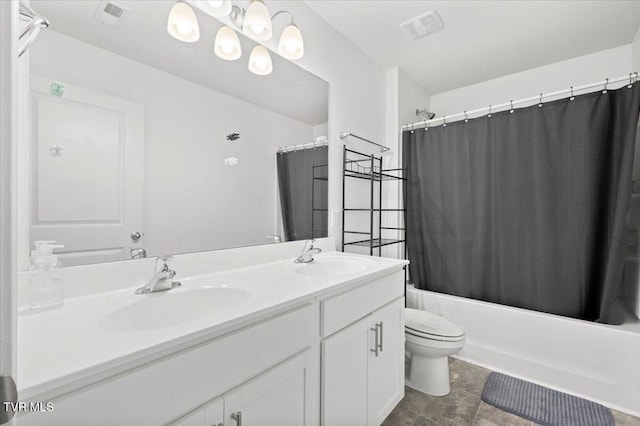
[405,308,464,338]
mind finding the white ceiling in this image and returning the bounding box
[306,0,640,94]
[31,0,328,125]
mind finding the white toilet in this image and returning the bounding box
[405,308,465,396]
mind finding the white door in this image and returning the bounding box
[367,298,405,426]
[321,314,372,426]
[225,352,311,426]
[29,75,144,266]
[0,2,18,425]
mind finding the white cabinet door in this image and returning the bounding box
[29,76,144,266]
[321,314,373,426]
[170,398,223,426]
[367,298,405,426]
[224,351,311,426]
[203,399,224,426]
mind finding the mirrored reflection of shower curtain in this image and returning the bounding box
[277,146,328,241]
[403,85,640,322]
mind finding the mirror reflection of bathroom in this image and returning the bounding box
[25,0,329,266]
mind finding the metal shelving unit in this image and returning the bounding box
[341,146,407,257]
[311,163,328,239]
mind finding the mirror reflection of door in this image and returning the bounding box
[277,145,328,241]
[30,76,144,266]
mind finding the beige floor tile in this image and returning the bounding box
[473,401,531,426]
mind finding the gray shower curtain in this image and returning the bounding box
[277,146,328,241]
[403,84,640,322]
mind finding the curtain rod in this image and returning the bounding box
[277,139,328,153]
[402,72,639,131]
[340,132,390,152]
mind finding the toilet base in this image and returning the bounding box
[406,354,451,396]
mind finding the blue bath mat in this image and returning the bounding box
[481,372,614,426]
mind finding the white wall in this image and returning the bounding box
[312,123,328,140]
[431,45,633,116]
[633,26,640,73]
[28,30,313,260]
[378,69,430,258]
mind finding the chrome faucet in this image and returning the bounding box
[135,255,182,294]
[265,235,282,243]
[294,239,322,263]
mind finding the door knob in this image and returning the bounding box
[130,231,142,242]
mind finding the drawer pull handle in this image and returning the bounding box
[231,411,242,426]
[378,321,384,352]
[370,323,380,357]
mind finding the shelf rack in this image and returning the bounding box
[311,163,328,239]
[341,147,407,257]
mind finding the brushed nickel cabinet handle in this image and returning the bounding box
[370,325,379,357]
[378,321,384,352]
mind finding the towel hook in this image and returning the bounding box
[488,105,492,118]
[464,110,469,123]
[602,78,609,94]
[569,86,575,101]
[538,93,543,108]
[509,100,514,114]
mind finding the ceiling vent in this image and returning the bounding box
[400,10,444,41]
[93,1,129,28]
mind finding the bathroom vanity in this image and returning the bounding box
[17,240,407,425]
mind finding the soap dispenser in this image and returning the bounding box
[29,241,64,311]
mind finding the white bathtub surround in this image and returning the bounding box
[404,308,465,396]
[18,238,408,425]
[407,286,640,417]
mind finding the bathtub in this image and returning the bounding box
[407,286,640,416]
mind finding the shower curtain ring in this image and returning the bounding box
[570,86,575,101]
[509,100,514,114]
[488,105,492,118]
[629,73,637,88]
[538,93,543,108]
[442,115,447,127]
[464,111,469,123]
[602,78,609,94]
[410,122,414,134]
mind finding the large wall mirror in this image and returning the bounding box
[25,0,329,266]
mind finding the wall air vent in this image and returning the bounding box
[400,10,444,41]
[93,1,129,28]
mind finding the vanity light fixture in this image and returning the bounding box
[248,45,273,75]
[242,0,272,41]
[214,25,242,60]
[168,0,305,74]
[273,11,303,60]
[167,1,200,42]
[195,0,232,17]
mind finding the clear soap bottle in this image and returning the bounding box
[29,241,65,312]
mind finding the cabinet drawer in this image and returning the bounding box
[21,303,314,426]
[321,270,403,337]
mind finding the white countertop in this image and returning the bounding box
[18,249,407,401]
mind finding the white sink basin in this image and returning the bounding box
[295,256,374,276]
[99,287,249,331]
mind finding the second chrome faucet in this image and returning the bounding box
[135,255,182,294]
[294,239,322,264]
